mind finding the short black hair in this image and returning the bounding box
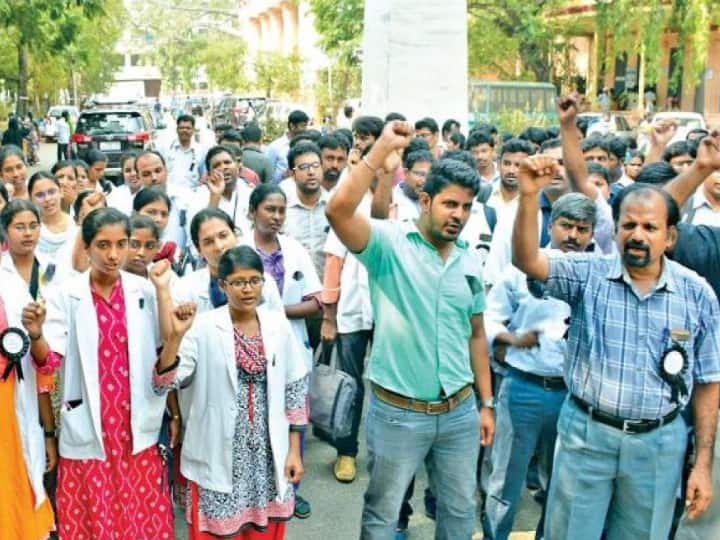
[587,161,610,184]
[318,134,348,154]
[604,136,627,161]
[133,186,172,213]
[449,132,466,148]
[415,117,439,134]
[333,128,353,150]
[287,142,322,170]
[466,130,494,150]
[581,136,609,156]
[176,113,195,127]
[442,119,461,137]
[218,245,264,280]
[611,183,680,227]
[499,138,535,159]
[85,149,108,167]
[385,112,406,122]
[288,110,309,127]
[634,162,677,186]
[241,123,262,143]
[205,145,236,171]
[662,140,694,162]
[626,149,645,164]
[220,129,243,144]
[289,129,322,148]
[82,207,130,246]
[442,150,477,171]
[352,116,384,138]
[423,159,480,198]
[540,137,561,152]
[404,150,435,171]
[518,126,549,146]
[471,123,497,136]
[404,137,430,160]
[576,116,589,138]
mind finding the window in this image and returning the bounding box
[76,113,143,135]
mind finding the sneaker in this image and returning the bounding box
[334,455,357,483]
[294,494,311,519]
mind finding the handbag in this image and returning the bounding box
[309,342,358,441]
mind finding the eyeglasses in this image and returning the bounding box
[408,169,428,178]
[12,222,40,233]
[224,276,264,289]
[129,239,159,250]
[33,187,60,202]
[294,162,322,172]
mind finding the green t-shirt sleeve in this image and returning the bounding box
[472,283,486,314]
[354,219,395,274]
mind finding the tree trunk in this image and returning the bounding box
[16,42,28,116]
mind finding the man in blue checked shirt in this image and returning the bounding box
[483,192,597,540]
[512,155,720,540]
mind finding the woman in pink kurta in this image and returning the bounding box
[49,208,173,540]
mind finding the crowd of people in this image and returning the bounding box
[1,93,720,540]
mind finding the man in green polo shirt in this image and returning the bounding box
[326,120,495,540]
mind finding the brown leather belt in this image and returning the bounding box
[372,383,473,415]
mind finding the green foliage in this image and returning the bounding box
[253,50,302,99]
[196,36,249,93]
[308,0,363,64]
[493,109,552,135]
[0,0,117,113]
[314,61,361,119]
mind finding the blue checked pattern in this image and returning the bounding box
[546,252,720,419]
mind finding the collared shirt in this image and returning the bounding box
[355,219,486,400]
[485,256,570,377]
[56,119,70,145]
[161,139,207,190]
[281,182,330,279]
[546,252,720,419]
[686,189,720,227]
[391,184,420,222]
[266,134,290,184]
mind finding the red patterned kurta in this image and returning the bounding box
[56,279,173,540]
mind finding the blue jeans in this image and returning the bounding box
[545,397,687,540]
[484,371,566,540]
[361,391,480,540]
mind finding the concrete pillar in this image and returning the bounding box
[268,8,283,53]
[281,2,298,55]
[361,0,468,128]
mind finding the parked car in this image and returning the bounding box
[71,106,158,179]
[41,105,80,141]
[578,112,635,139]
[212,96,267,130]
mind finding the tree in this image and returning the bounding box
[253,50,301,99]
[309,0,364,113]
[0,0,107,114]
[195,36,249,93]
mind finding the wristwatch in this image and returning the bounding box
[478,398,496,410]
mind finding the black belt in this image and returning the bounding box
[507,365,566,391]
[571,395,681,435]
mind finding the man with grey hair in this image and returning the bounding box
[483,192,597,540]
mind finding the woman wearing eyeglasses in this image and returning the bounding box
[29,171,76,267]
[153,246,308,540]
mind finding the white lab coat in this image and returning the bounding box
[0,272,47,508]
[43,271,165,460]
[243,234,321,370]
[171,304,308,494]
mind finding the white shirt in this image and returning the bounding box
[37,217,77,267]
[280,184,330,279]
[187,180,253,241]
[484,256,570,377]
[56,118,70,145]
[391,184,421,222]
[324,193,373,334]
[105,184,135,215]
[686,189,720,227]
[161,139,207,190]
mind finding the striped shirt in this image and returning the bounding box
[546,252,720,420]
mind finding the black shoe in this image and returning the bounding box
[294,494,311,519]
[423,489,437,521]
